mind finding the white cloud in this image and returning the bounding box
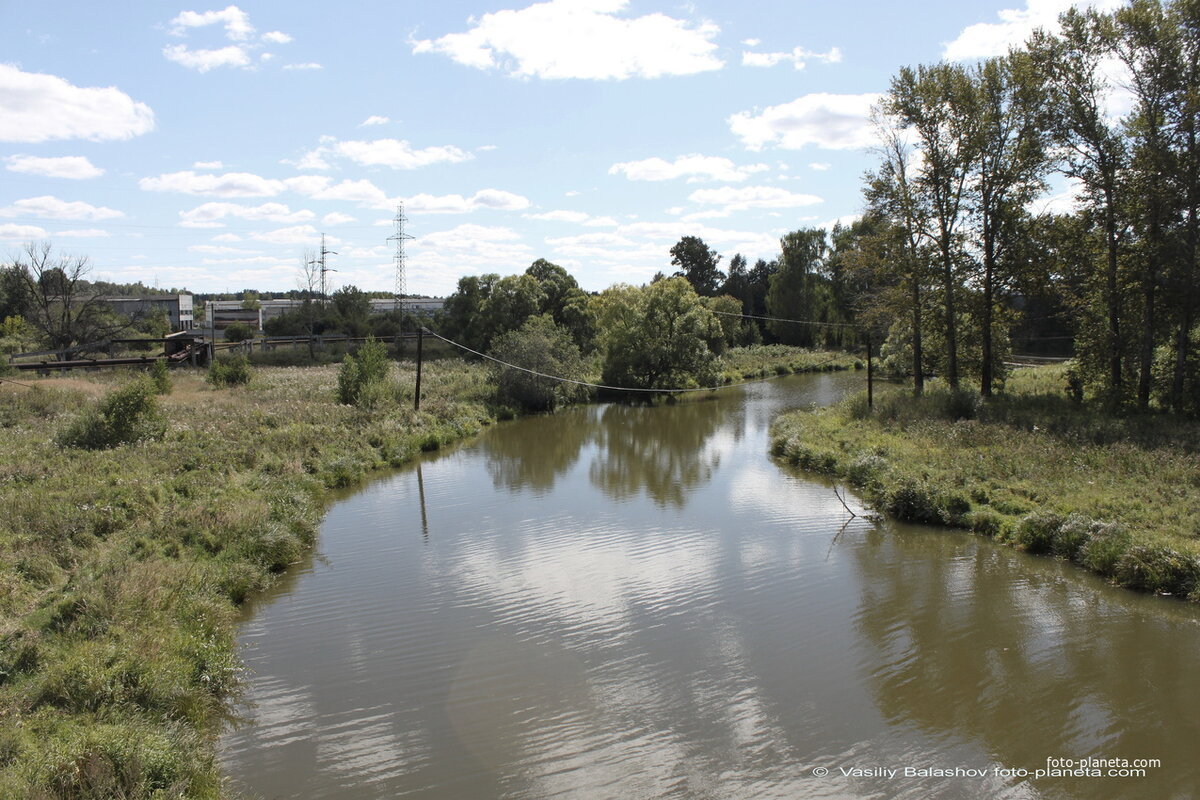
[818,213,862,231]
[322,212,357,225]
[528,209,619,226]
[741,38,761,47]
[251,225,325,245]
[565,190,581,197]
[212,232,242,242]
[609,154,769,183]
[405,189,531,214]
[809,162,831,171]
[307,178,390,206]
[330,138,471,169]
[420,223,523,247]
[189,244,259,255]
[282,62,323,71]
[410,224,534,293]
[360,115,390,126]
[542,219,783,274]
[56,228,111,238]
[139,170,285,197]
[178,201,314,227]
[411,0,723,80]
[4,154,103,179]
[943,0,1121,61]
[1030,177,1087,215]
[0,223,47,240]
[170,6,255,40]
[200,255,289,265]
[192,160,224,170]
[164,8,299,72]
[0,195,124,220]
[0,64,155,143]
[530,209,590,223]
[729,93,881,151]
[687,185,824,214]
[163,44,252,72]
[741,46,842,70]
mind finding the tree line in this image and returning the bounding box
[841,0,1199,414]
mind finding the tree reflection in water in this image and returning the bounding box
[850,522,1200,799]
[589,398,726,508]
[481,406,599,494]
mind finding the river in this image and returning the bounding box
[221,372,1200,799]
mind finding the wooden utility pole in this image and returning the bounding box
[414,328,423,411]
[867,338,874,409]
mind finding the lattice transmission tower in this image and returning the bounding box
[387,204,414,314]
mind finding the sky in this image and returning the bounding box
[1,0,1116,297]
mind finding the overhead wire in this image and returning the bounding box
[422,328,853,395]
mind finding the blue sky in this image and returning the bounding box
[1,0,1111,296]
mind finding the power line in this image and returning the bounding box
[709,309,860,329]
[422,328,852,394]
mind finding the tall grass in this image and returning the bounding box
[0,359,495,798]
[771,368,1200,599]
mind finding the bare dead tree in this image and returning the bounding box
[13,241,136,358]
[298,247,320,359]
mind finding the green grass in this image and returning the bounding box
[0,343,845,798]
[770,364,1200,599]
[717,344,861,383]
[0,360,494,799]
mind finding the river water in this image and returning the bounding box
[221,372,1200,800]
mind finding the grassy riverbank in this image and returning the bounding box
[771,365,1200,599]
[0,358,495,799]
[0,344,853,798]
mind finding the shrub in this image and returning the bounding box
[337,338,390,407]
[1114,545,1200,596]
[149,358,172,395]
[207,354,252,387]
[57,377,166,450]
[489,315,591,412]
[223,321,255,343]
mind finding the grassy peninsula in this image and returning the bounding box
[771,365,1200,599]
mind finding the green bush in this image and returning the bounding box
[57,378,166,450]
[337,338,391,407]
[149,358,172,395]
[489,315,591,412]
[207,354,252,387]
[222,321,255,343]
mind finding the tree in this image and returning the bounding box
[0,264,31,322]
[865,108,934,392]
[488,315,591,411]
[1031,10,1132,398]
[297,248,321,359]
[766,228,829,346]
[593,277,722,390]
[967,52,1051,395]
[477,274,546,350]
[670,236,725,296]
[332,284,371,336]
[524,259,579,318]
[888,62,981,389]
[12,241,130,357]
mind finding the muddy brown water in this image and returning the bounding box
[221,372,1200,799]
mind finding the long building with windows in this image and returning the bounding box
[102,294,194,330]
